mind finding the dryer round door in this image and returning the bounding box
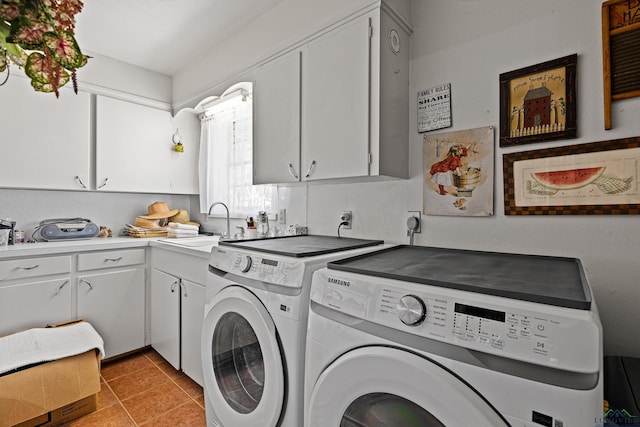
[307,346,508,427]
[202,286,285,427]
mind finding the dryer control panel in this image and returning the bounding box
[312,268,601,374]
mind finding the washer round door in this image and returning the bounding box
[307,346,509,427]
[202,286,285,427]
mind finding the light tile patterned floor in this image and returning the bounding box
[64,347,206,426]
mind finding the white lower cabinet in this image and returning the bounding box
[179,279,205,384]
[0,249,146,359]
[0,278,72,336]
[77,268,145,359]
[151,248,206,386]
[151,269,180,368]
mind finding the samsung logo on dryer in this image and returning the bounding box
[328,277,351,287]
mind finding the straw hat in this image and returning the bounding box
[139,202,179,219]
[168,210,201,227]
[134,217,167,230]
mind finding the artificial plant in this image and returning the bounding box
[0,0,87,97]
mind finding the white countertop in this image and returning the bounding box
[0,236,218,259]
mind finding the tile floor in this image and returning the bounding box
[65,347,206,426]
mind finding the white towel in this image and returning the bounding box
[168,222,199,231]
[0,322,105,375]
[167,229,199,237]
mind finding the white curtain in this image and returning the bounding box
[198,97,277,217]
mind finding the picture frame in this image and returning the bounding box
[503,136,640,215]
[423,126,494,216]
[417,83,452,133]
[499,54,577,147]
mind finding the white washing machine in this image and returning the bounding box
[201,235,386,427]
[305,245,603,427]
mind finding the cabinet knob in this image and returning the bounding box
[55,280,69,296]
[75,176,87,189]
[16,265,39,271]
[305,160,316,178]
[288,163,299,180]
[80,278,94,291]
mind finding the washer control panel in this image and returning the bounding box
[313,268,600,373]
[210,247,306,288]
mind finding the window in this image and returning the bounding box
[198,83,277,218]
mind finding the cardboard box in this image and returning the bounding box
[0,321,101,427]
[12,394,97,427]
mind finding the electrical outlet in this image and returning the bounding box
[340,210,352,229]
[279,209,286,224]
[407,211,421,233]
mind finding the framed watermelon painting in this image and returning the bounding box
[503,136,640,215]
[499,54,578,147]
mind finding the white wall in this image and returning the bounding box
[0,189,191,239]
[80,52,172,103]
[307,0,640,357]
[172,0,387,109]
[175,0,640,357]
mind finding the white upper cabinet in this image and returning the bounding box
[0,77,90,190]
[252,2,411,184]
[253,49,301,185]
[96,95,173,193]
[302,14,371,181]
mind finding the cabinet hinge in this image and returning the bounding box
[368,152,372,164]
[368,25,373,38]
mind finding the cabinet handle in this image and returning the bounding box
[180,281,188,298]
[304,160,316,178]
[75,176,87,189]
[171,281,178,293]
[105,257,123,262]
[288,163,299,180]
[16,264,39,271]
[80,278,93,291]
[55,280,69,296]
[98,177,109,188]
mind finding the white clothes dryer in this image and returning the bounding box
[201,235,386,427]
[304,245,603,427]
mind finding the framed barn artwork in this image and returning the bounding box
[499,54,577,147]
[503,136,640,215]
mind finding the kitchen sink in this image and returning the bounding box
[158,236,220,248]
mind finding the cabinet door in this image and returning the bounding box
[253,50,301,184]
[0,278,72,336]
[77,268,145,359]
[303,15,371,180]
[96,96,172,193]
[150,269,180,369]
[180,279,205,386]
[0,77,90,190]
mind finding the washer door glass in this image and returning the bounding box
[213,312,264,414]
[341,392,444,427]
[307,346,508,427]
[201,285,285,427]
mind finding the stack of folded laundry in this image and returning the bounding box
[167,222,200,238]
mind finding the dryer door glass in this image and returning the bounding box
[212,312,265,413]
[341,392,444,427]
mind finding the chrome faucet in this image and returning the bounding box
[207,202,230,238]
